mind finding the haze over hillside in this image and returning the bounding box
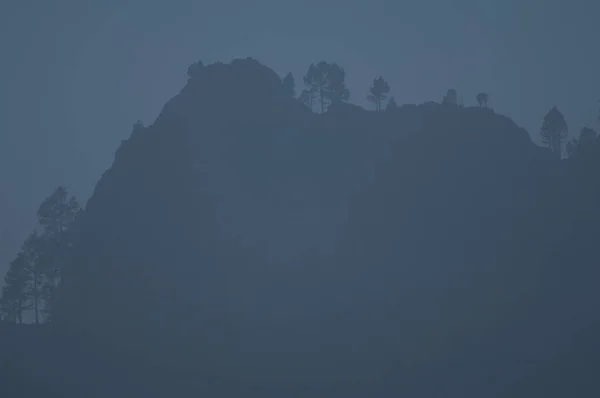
[2,0,600,284]
[1,58,600,397]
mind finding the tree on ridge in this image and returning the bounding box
[476,92,489,108]
[367,76,391,111]
[302,61,350,113]
[442,89,458,105]
[541,106,569,158]
[283,72,295,97]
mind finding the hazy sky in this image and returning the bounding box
[1,0,599,275]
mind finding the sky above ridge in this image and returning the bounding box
[1,0,599,274]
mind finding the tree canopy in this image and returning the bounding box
[302,61,349,112]
[1,187,81,324]
[541,106,569,158]
[367,76,391,111]
[476,93,489,108]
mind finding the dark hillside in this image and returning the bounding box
[4,58,599,397]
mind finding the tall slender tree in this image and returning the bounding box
[21,232,44,324]
[303,63,327,113]
[282,72,296,97]
[303,62,349,113]
[325,64,350,106]
[541,106,569,158]
[1,187,81,323]
[36,186,80,320]
[367,76,391,111]
[1,253,30,323]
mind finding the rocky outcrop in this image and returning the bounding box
[24,58,600,396]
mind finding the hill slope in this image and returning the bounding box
[34,58,600,397]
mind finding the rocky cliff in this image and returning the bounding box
[19,58,600,397]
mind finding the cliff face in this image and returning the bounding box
[53,58,600,396]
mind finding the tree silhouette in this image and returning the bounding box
[325,63,350,106]
[367,76,391,111]
[385,96,398,111]
[36,186,80,320]
[45,207,84,324]
[37,187,79,237]
[566,127,597,158]
[579,127,597,147]
[282,72,295,97]
[541,106,569,158]
[303,62,349,113]
[2,57,600,395]
[442,89,458,105]
[21,232,44,324]
[1,253,30,323]
[299,88,316,110]
[302,64,322,112]
[0,187,81,323]
[476,93,489,108]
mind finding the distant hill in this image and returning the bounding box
[4,58,600,397]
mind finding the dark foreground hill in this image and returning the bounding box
[4,58,600,397]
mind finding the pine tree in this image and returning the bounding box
[36,186,80,320]
[442,89,458,105]
[385,96,398,111]
[325,63,350,106]
[282,72,295,97]
[367,77,391,111]
[476,93,489,108]
[566,127,597,158]
[541,106,568,158]
[0,253,30,323]
[21,232,44,324]
[304,62,329,113]
[303,62,349,113]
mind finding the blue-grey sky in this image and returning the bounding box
[1,0,599,274]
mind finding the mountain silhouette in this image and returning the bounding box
[2,58,600,397]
